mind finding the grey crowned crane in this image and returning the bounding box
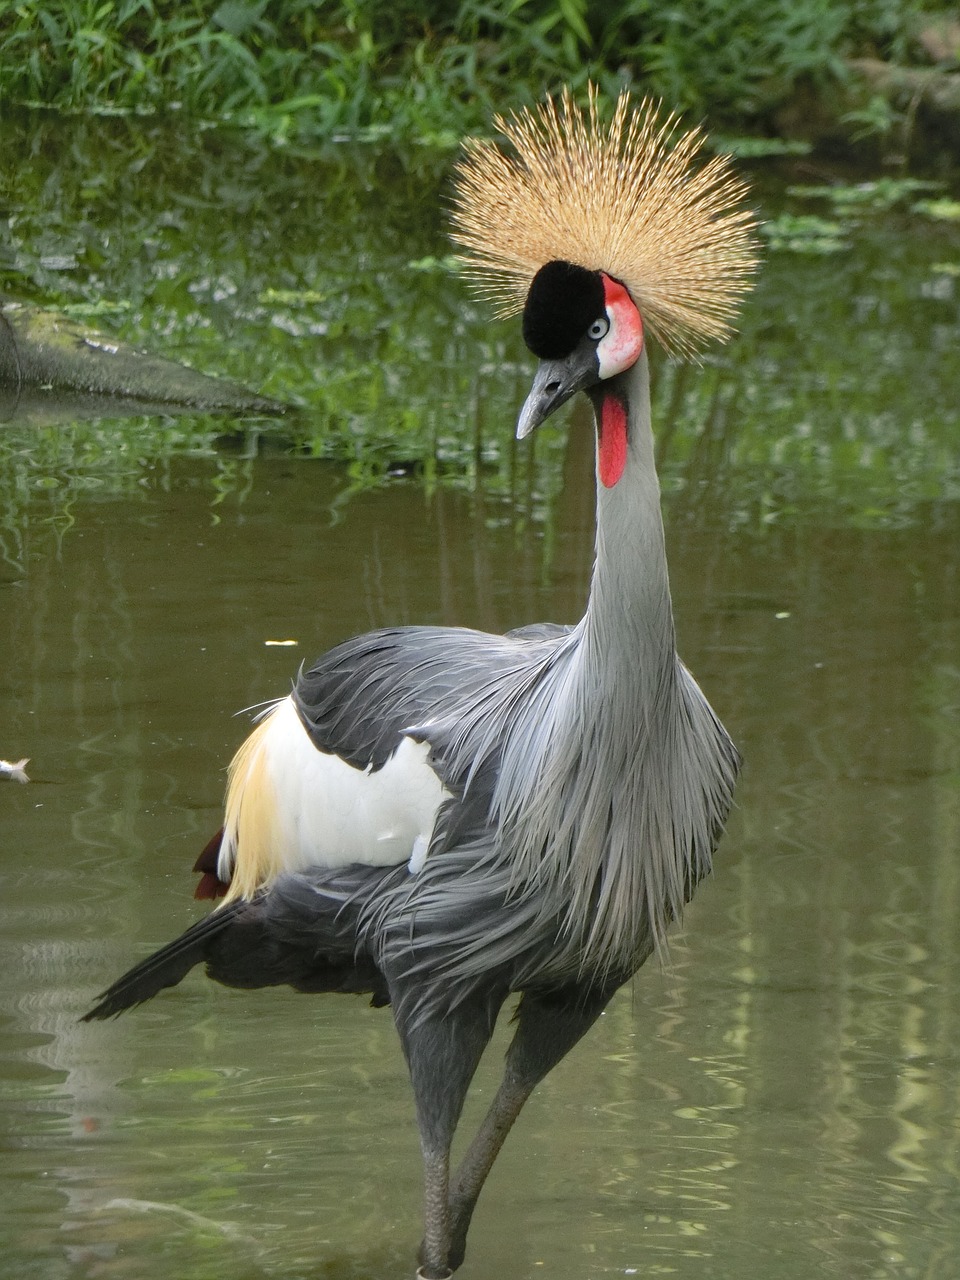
[84,89,757,1279]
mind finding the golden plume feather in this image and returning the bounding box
[450,86,759,356]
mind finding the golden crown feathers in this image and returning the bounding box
[450,86,759,357]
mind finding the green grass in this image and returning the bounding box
[0,0,942,142]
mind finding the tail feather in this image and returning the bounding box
[82,903,246,1021]
[83,867,394,1022]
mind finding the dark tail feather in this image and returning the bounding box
[82,903,245,1021]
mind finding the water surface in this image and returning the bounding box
[2,114,960,1280]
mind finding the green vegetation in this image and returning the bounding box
[760,177,955,252]
[0,0,942,141]
[1,6,958,551]
[1,109,959,556]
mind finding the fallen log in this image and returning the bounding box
[0,303,285,423]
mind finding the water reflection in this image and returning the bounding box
[3,112,960,537]
[3,439,960,1278]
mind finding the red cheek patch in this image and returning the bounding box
[599,395,627,487]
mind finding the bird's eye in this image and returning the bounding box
[588,317,609,341]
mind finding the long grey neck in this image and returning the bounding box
[485,347,736,987]
[578,350,677,693]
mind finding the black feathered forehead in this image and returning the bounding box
[522,260,605,359]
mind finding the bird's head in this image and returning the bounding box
[516,260,644,443]
[450,86,759,476]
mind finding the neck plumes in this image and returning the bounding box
[492,350,738,984]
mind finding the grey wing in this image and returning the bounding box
[291,624,563,791]
[284,624,574,1002]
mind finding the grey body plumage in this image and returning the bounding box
[332,352,738,1012]
[84,90,756,1280]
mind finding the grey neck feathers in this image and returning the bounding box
[584,351,676,686]
[490,349,739,984]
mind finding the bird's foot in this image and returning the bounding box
[415,1231,454,1279]
[416,1204,470,1276]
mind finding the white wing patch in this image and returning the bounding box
[219,696,451,901]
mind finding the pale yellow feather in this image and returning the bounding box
[450,85,759,355]
[219,715,285,904]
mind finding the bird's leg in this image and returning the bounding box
[392,989,505,1279]
[445,982,622,1271]
[444,1072,530,1267]
[418,1138,452,1280]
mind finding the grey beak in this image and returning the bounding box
[516,341,600,440]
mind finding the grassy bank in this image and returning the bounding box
[0,0,941,142]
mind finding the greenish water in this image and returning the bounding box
[2,113,960,1280]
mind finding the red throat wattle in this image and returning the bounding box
[599,395,627,487]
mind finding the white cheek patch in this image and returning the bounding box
[596,275,644,380]
[597,302,644,379]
